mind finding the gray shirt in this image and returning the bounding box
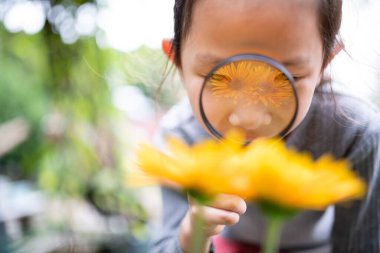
[150,90,380,253]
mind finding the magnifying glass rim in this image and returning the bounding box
[198,53,299,141]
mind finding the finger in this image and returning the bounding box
[208,194,247,215]
[190,205,241,226]
[204,224,225,236]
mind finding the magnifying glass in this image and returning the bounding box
[199,54,298,143]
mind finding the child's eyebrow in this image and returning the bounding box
[195,53,310,69]
[282,56,311,68]
[195,53,223,67]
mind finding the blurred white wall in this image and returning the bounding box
[331,0,380,100]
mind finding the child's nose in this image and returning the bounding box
[228,105,272,131]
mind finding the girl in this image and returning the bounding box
[151,0,380,252]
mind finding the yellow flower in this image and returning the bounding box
[209,61,294,107]
[243,139,366,209]
[128,131,366,209]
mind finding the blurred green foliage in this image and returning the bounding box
[0,22,114,193]
[0,0,181,188]
[0,27,49,177]
[0,1,181,250]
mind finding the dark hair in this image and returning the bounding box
[172,0,343,70]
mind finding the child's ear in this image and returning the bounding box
[162,38,175,62]
[327,40,344,65]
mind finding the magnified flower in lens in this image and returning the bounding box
[209,61,294,107]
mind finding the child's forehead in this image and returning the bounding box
[195,0,318,9]
[193,0,318,19]
[193,0,319,27]
[187,0,320,52]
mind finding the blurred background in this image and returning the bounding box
[0,0,379,253]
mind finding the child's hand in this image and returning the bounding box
[179,194,247,252]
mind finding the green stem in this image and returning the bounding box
[263,217,284,253]
[187,191,212,253]
[191,212,205,253]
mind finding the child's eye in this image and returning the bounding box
[293,76,303,82]
[197,73,208,79]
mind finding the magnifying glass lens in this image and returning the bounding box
[200,56,298,142]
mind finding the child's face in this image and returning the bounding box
[180,0,324,137]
